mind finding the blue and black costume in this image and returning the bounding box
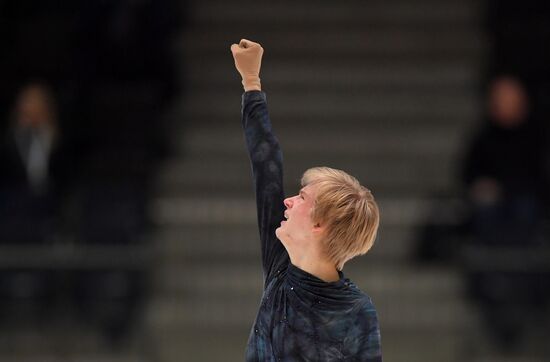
[242,91,382,361]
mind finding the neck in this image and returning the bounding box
[289,252,340,283]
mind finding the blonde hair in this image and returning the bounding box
[301,167,380,270]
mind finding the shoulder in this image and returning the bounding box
[338,280,379,331]
[354,293,379,325]
[342,279,377,312]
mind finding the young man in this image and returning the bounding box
[231,39,382,361]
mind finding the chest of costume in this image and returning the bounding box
[249,275,351,361]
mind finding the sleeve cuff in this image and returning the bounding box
[242,90,267,105]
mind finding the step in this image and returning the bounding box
[177,89,480,122]
[155,224,417,263]
[179,29,484,58]
[151,196,438,227]
[146,283,475,330]
[147,295,476,331]
[148,326,473,362]
[154,156,458,198]
[191,0,482,28]
[179,123,466,154]
[0,357,145,362]
[153,263,465,300]
[155,179,455,200]
[170,111,477,132]
[183,59,480,91]
[472,356,547,362]
[0,320,147,359]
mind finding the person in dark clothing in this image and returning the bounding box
[0,82,77,243]
[231,39,382,361]
[0,82,78,318]
[462,75,549,351]
[463,75,546,246]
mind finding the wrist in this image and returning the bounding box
[242,76,261,92]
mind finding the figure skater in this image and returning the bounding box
[231,39,382,361]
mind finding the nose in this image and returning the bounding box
[284,197,293,208]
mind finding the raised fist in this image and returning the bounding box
[230,39,264,91]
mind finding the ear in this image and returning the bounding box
[312,222,325,236]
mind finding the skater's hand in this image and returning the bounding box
[230,39,263,91]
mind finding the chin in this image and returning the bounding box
[275,226,282,239]
[275,227,287,244]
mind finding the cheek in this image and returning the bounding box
[296,206,313,225]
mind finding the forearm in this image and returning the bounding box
[241,91,284,216]
[242,91,281,164]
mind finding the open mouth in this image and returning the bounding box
[281,212,289,225]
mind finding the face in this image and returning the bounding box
[275,184,320,247]
[15,85,54,128]
[488,77,528,128]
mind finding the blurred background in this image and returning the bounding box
[0,0,549,361]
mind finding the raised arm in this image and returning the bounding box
[231,39,289,283]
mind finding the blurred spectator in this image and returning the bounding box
[0,82,77,243]
[0,82,77,320]
[461,75,549,351]
[462,75,546,247]
[0,0,182,345]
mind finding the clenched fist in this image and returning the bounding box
[230,39,264,91]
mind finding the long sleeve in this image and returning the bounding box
[241,91,289,285]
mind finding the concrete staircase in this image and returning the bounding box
[147,0,487,361]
